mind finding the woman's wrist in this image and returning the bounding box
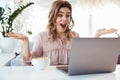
[22,36,29,43]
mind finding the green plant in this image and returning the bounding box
[0,2,34,37]
[27,30,32,35]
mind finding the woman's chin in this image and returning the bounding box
[61,30,66,33]
[61,29,66,32]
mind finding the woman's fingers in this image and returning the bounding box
[7,32,28,40]
[96,28,118,37]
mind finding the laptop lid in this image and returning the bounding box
[68,38,120,75]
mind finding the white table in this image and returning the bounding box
[0,65,120,80]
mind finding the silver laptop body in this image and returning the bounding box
[68,38,120,75]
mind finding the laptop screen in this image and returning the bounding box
[68,38,120,75]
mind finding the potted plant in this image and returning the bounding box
[0,2,34,37]
[0,2,34,53]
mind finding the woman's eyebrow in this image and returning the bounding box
[58,11,70,14]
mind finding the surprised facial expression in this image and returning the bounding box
[56,7,71,33]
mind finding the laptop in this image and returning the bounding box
[57,38,120,76]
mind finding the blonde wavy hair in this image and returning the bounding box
[47,0,74,42]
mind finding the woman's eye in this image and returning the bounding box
[58,14,63,17]
[66,15,70,18]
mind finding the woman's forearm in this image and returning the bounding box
[22,37,31,62]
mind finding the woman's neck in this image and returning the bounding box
[57,33,66,40]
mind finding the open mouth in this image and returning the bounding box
[60,24,67,29]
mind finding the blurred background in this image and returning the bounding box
[0,0,120,38]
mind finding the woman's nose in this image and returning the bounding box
[62,16,68,22]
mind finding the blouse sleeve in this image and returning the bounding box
[31,33,43,58]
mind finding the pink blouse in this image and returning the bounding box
[31,31,79,65]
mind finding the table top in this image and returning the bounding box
[0,65,120,80]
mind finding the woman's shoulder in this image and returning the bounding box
[71,31,80,38]
[34,31,49,40]
[37,31,48,37]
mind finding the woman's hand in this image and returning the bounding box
[95,28,118,37]
[7,32,28,41]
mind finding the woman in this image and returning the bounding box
[7,0,117,65]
